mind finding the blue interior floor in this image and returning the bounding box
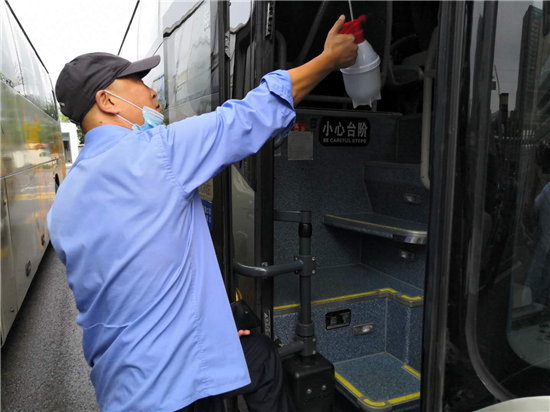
[274,264,423,307]
[335,353,420,404]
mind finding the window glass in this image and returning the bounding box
[11,22,40,104]
[143,46,166,112]
[9,14,53,114]
[38,65,57,119]
[163,0,217,122]
[478,0,550,397]
[228,0,251,99]
[1,4,24,93]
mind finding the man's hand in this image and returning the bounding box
[322,15,359,70]
[288,15,359,105]
[238,330,251,338]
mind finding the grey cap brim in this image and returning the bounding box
[117,55,161,78]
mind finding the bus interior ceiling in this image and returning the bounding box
[271,2,439,410]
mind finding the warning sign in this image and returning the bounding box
[198,179,214,202]
[319,117,370,147]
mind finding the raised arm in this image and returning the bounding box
[288,15,358,105]
[159,16,358,197]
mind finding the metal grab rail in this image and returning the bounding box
[295,1,330,66]
[232,210,318,358]
[277,340,305,358]
[233,259,304,278]
[421,27,439,190]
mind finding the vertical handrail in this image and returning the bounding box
[421,28,439,190]
[381,1,393,87]
[295,0,330,66]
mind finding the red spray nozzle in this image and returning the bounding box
[340,15,367,44]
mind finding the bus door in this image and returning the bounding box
[422,1,550,411]
[161,0,232,290]
[228,1,439,411]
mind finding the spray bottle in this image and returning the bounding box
[340,15,381,108]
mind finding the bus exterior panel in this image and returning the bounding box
[1,0,65,344]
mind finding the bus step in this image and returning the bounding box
[334,353,420,412]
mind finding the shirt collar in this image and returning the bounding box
[84,125,132,146]
[71,125,132,171]
[83,125,132,154]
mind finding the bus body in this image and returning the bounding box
[120,1,550,411]
[1,0,65,345]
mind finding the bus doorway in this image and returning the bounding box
[229,1,437,410]
[227,1,550,411]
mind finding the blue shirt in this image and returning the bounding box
[47,70,295,412]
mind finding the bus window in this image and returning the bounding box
[475,0,550,398]
[420,2,550,409]
[163,0,218,122]
[1,2,24,94]
[8,14,54,117]
[144,46,166,112]
[38,65,57,119]
[228,0,251,98]
[10,20,40,106]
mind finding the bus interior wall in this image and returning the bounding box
[270,2,439,410]
[274,1,439,113]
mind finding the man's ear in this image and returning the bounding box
[95,90,119,115]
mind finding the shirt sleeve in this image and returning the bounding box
[158,69,296,196]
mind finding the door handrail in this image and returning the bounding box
[233,259,304,278]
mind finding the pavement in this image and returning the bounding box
[1,244,99,412]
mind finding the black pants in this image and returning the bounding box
[176,333,296,412]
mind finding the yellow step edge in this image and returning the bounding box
[274,288,424,311]
[402,365,421,379]
[387,391,420,405]
[363,398,387,407]
[313,290,377,305]
[335,372,364,398]
[401,294,423,301]
[325,214,428,235]
[274,291,377,311]
[274,303,300,311]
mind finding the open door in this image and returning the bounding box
[231,1,438,411]
[423,1,550,411]
[162,0,233,294]
[224,1,550,411]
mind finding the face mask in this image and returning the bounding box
[105,90,164,131]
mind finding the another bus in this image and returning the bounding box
[1,0,65,345]
[120,1,550,411]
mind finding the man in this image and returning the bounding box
[48,15,357,412]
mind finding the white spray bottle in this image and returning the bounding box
[340,15,381,108]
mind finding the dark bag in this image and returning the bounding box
[231,299,261,331]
